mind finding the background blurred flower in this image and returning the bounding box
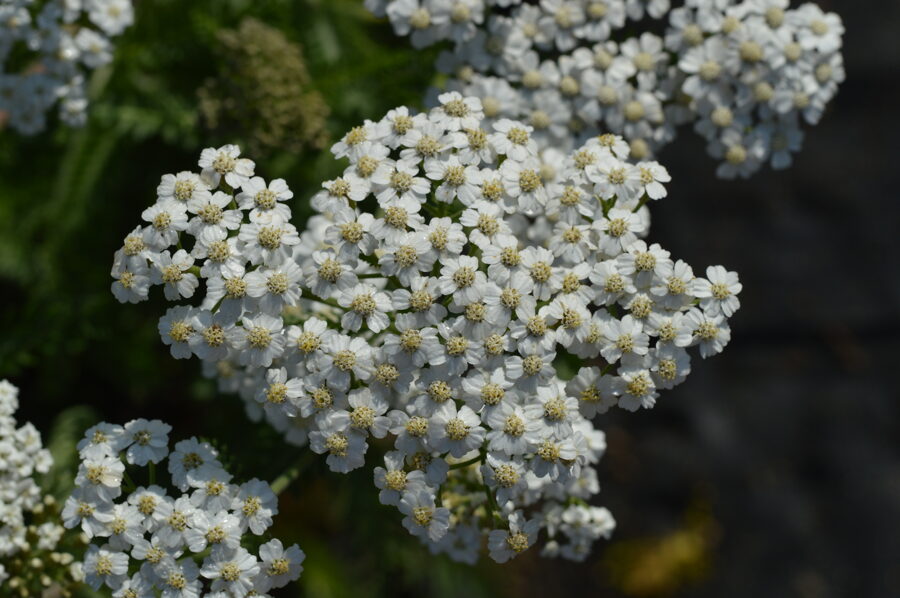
[197,17,330,157]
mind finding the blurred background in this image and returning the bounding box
[1,0,897,596]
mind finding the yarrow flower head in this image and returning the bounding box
[0,380,83,597]
[63,418,304,596]
[368,0,845,178]
[0,0,135,135]
[112,98,741,563]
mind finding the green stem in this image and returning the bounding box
[270,452,314,495]
[122,469,137,493]
[483,481,502,528]
[632,195,648,213]
[449,454,483,470]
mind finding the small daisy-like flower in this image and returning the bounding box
[374,451,429,507]
[428,401,486,458]
[614,360,659,411]
[111,254,151,304]
[122,419,172,466]
[199,145,256,189]
[566,366,618,417]
[487,511,541,563]
[601,315,650,363]
[693,265,742,317]
[187,191,243,240]
[200,545,260,597]
[233,314,285,368]
[235,177,293,223]
[255,367,303,418]
[245,260,303,315]
[83,545,130,590]
[399,489,451,542]
[491,119,537,161]
[256,539,305,592]
[337,282,393,333]
[309,410,368,473]
[237,218,300,266]
[151,250,199,301]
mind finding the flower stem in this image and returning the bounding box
[449,454,483,470]
[270,452,314,495]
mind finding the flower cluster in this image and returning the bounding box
[111,95,740,563]
[63,418,305,597]
[0,0,134,135]
[366,0,844,178]
[0,380,82,597]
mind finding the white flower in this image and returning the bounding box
[379,232,436,284]
[650,343,692,389]
[309,410,368,473]
[122,419,171,466]
[686,308,731,357]
[77,422,126,456]
[233,314,285,368]
[256,539,305,592]
[158,171,210,205]
[235,177,293,223]
[234,479,278,535]
[245,261,303,315]
[428,402,485,458]
[187,191,242,241]
[151,250,198,301]
[337,282,393,333]
[237,218,300,266]
[693,265,742,316]
[75,453,125,501]
[199,145,256,189]
[111,253,151,304]
[487,511,540,563]
[83,545,129,589]
[63,489,115,538]
[601,315,649,362]
[184,510,241,552]
[188,310,238,362]
[614,359,658,411]
[391,276,448,327]
[373,451,429,506]
[200,545,260,597]
[155,558,202,598]
[324,208,377,260]
[142,202,188,250]
[485,402,539,456]
[399,489,451,542]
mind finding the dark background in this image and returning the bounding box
[0,1,897,596]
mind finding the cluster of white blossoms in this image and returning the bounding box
[111,95,741,563]
[366,0,844,178]
[0,380,83,597]
[0,0,134,135]
[63,418,305,597]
